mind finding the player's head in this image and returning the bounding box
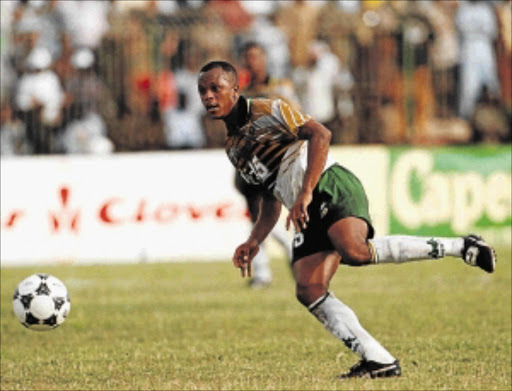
[241,42,267,78]
[198,61,239,119]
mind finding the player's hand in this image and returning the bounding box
[232,239,259,278]
[286,191,312,232]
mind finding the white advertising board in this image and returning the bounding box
[1,151,251,266]
[329,146,389,237]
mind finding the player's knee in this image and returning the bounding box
[295,283,327,307]
[340,243,372,266]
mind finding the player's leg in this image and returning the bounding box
[321,165,496,273]
[247,194,273,286]
[327,220,496,273]
[327,217,464,265]
[292,166,400,378]
[249,247,272,287]
[293,251,401,378]
[369,234,496,273]
[270,224,293,263]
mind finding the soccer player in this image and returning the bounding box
[236,42,300,288]
[197,61,497,379]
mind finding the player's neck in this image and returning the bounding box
[224,96,249,134]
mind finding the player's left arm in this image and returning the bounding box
[286,119,331,232]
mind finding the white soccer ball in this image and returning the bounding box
[12,273,71,331]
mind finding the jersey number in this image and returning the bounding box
[241,156,271,185]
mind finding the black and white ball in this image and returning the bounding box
[12,273,71,331]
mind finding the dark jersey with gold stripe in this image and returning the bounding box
[225,96,333,209]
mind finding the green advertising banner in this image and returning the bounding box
[388,146,511,244]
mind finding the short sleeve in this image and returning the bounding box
[272,99,312,137]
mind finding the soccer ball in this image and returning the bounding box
[12,273,71,331]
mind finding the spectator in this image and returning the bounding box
[349,0,403,143]
[239,0,279,18]
[58,48,115,154]
[1,0,17,102]
[203,0,253,58]
[238,2,289,78]
[205,0,253,34]
[163,91,205,150]
[31,0,67,60]
[163,47,206,149]
[471,86,511,143]
[293,40,355,143]
[123,10,155,117]
[10,0,44,73]
[422,0,459,118]
[336,0,361,15]
[14,46,65,153]
[190,5,231,64]
[1,103,31,156]
[455,0,500,120]
[387,1,436,143]
[276,0,320,68]
[59,109,114,154]
[495,0,512,116]
[244,12,291,79]
[317,0,359,66]
[56,0,110,51]
[109,0,148,14]
[154,28,179,114]
[241,42,300,109]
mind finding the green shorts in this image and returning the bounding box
[291,164,374,263]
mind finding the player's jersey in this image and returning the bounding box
[225,96,335,210]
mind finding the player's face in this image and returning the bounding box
[198,68,239,119]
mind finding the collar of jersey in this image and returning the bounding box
[226,96,251,135]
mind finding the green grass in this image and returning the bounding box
[1,245,511,390]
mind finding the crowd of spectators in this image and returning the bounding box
[1,0,511,156]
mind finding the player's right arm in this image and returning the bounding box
[286,119,331,232]
[233,192,282,277]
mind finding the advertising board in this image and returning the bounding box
[1,146,510,266]
[1,151,250,266]
[388,146,511,244]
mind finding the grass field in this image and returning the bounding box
[1,245,510,391]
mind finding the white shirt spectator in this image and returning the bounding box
[240,1,279,16]
[156,0,180,15]
[335,0,360,14]
[248,16,291,78]
[293,41,354,123]
[163,108,205,149]
[161,67,206,149]
[174,68,206,116]
[61,112,114,154]
[0,0,16,101]
[56,0,110,49]
[15,47,64,126]
[455,0,500,118]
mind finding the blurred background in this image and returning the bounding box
[1,0,510,155]
[1,0,511,266]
